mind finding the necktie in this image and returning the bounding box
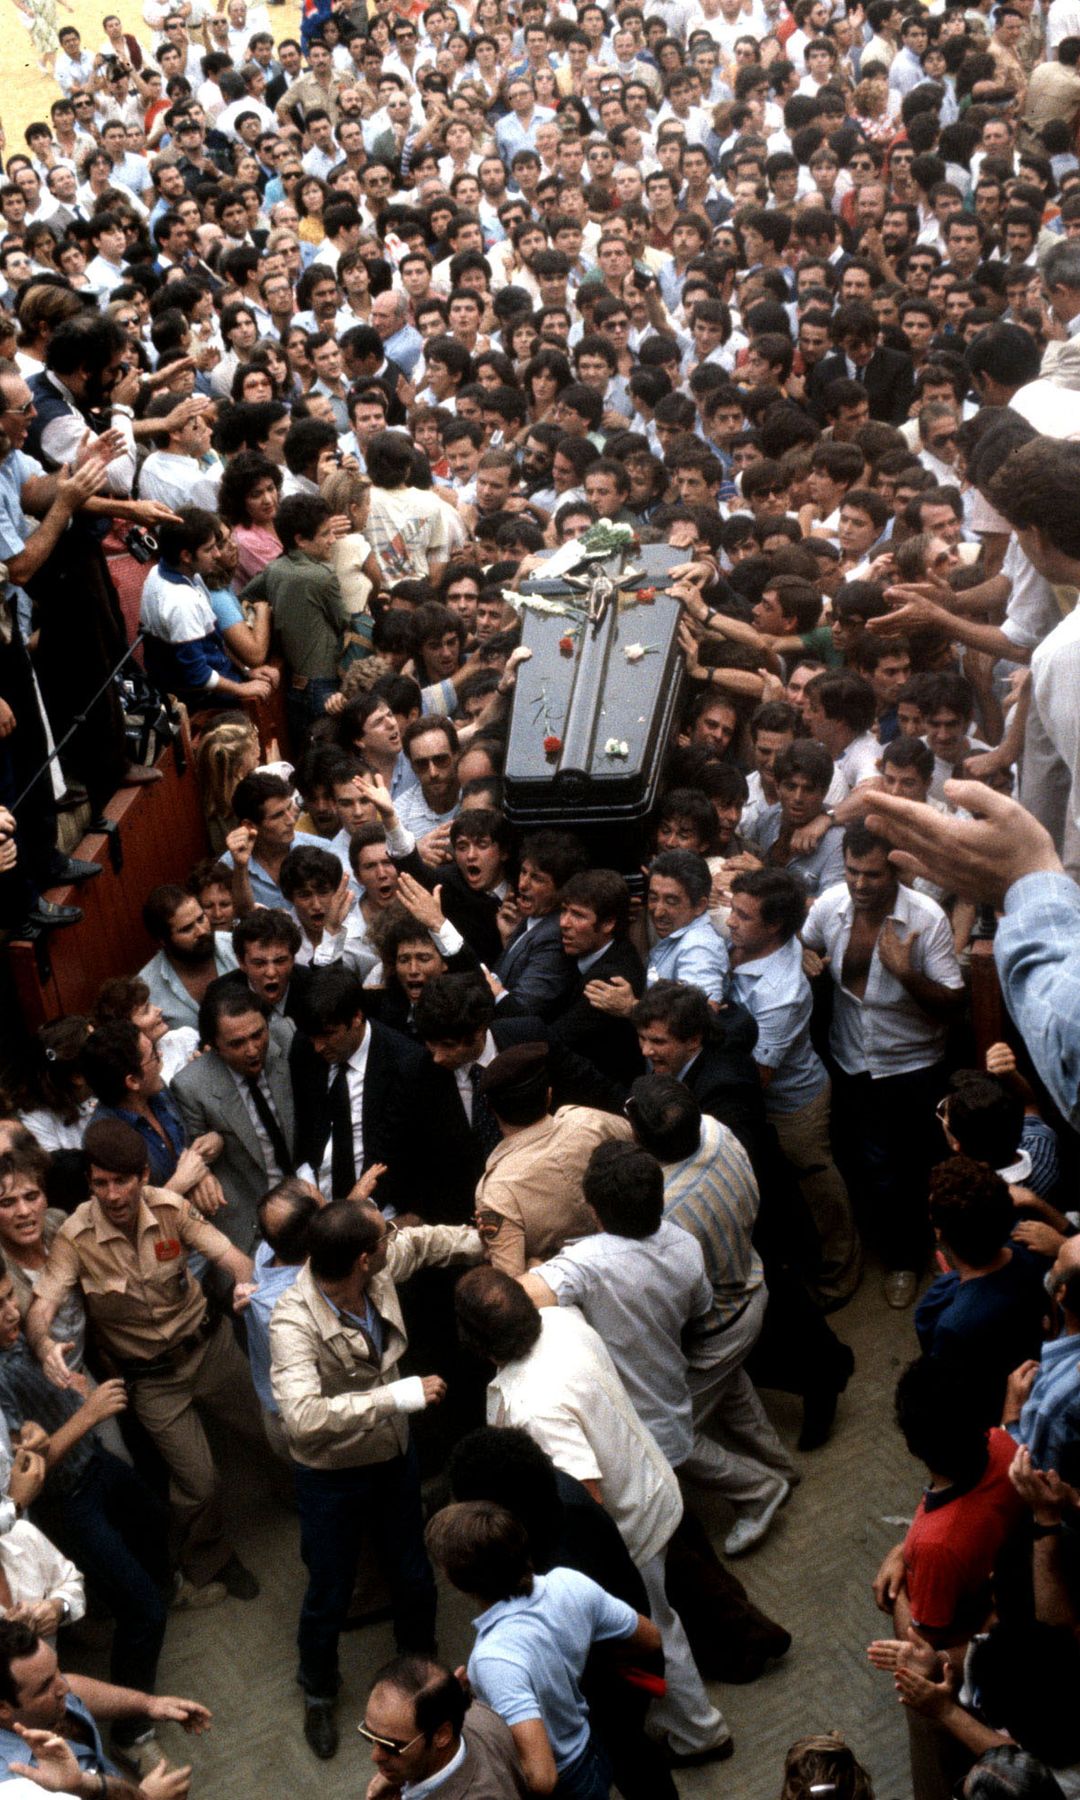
[244,1075,294,1179]
[469,1064,502,1161]
[329,1063,357,1198]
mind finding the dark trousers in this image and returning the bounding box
[831,1060,946,1271]
[40,1449,169,1742]
[285,676,339,760]
[0,635,57,928]
[293,1435,436,1700]
[555,1738,612,1800]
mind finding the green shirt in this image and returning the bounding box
[243,550,350,680]
[799,624,845,669]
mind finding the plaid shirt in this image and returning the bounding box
[996,871,1080,1133]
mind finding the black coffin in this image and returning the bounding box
[502,541,686,869]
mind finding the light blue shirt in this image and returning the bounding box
[494,104,556,169]
[750,809,847,899]
[996,870,1080,1134]
[470,1568,636,1770]
[247,1239,301,1413]
[137,932,238,1032]
[396,786,460,839]
[383,321,424,377]
[1011,1331,1080,1474]
[646,912,729,1002]
[221,829,328,909]
[730,935,827,1116]
[535,1217,712,1467]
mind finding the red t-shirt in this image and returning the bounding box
[903,1429,1025,1637]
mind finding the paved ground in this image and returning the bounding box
[60,1265,924,1799]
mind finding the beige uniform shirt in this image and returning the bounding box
[34,1186,232,1362]
[475,1106,633,1277]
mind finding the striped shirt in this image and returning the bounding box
[661,1114,764,1332]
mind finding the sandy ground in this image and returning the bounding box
[4,0,142,152]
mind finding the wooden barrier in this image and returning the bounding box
[5,716,211,1032]
[970,935,1006,1063]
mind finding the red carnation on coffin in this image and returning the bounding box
[543,734,562,756]
[635,587,656,603]
[558,635,574,656]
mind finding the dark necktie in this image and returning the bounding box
[244,1074,294,1178]
[469,1064,502,1161]
[329,1063,357,1197]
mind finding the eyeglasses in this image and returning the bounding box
[929,433,957,449]
[357,1722,423,1755]
[756,482,787,497]
[412,752,453,771]
[0,400,33,418]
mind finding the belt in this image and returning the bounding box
[110,1312,217,1381]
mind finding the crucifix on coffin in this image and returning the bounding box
[501,525,688,870]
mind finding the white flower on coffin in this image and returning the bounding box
[624,642,647,663]
[604,737,630,759]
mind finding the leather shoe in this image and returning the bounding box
[665,1736,735,1769]
[49,855,102,885]
[304,1702,338,1760]
[24,899,83,930]
[122,762,163,785]
[799,1343,856,1452]
[218,1552,260,1599]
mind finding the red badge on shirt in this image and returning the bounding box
[154,1238,181,1262]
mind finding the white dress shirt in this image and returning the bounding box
[316,1029,370,1200]
[801,879,963,1079]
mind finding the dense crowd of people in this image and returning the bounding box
[2,0,1080,1792]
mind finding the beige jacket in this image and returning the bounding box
[269,1223,481,1469]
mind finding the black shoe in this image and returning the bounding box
[218,1553,260,1599]
[798,1344,855,1452]
[24,899,83,931]
[49,855,102,885]
[57,785,89,811]
[665,1736,735,1769]
[304,1702,338,1760]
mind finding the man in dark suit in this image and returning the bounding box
[173,979,297,1252]
[631,981,764,1161]
[232,909,322,1026]
[493,830,585,1019]
[808,300,915,425]
[550,869,646,1087]
[413,974,625,1222]
[436,810,515,968]
[289,966,437,1217]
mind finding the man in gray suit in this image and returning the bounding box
[173,979,297,1253]
[360,1654,528,1799]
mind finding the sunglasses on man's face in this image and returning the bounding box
[357,1723,424,1755]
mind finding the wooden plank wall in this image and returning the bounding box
[6,721,210,1031]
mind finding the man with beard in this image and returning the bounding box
[137,884,239,1031]
[23,315,177,808]
[396,719,463,866]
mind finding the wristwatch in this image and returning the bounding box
[56,1597,71,1624]
[1032,1521,1063,1538]
[110,404,134,418]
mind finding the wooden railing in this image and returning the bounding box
[6,717,211,1031]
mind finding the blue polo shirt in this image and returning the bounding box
[468,1568,636,1772]
[0,1696,116,1783]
